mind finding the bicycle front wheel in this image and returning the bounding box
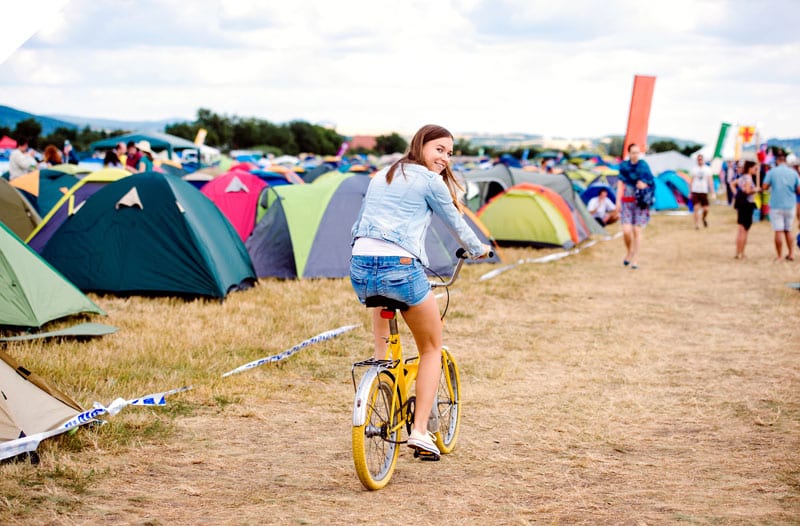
[433,347,461,454]
[352,370,400,490]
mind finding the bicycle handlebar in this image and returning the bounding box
[430,247,494,288]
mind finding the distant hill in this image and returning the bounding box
[0,105,180,136]
[49,114,180,135]
[0,105,78,136]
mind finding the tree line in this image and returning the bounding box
[2,108,701,159]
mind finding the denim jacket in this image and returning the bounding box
[351,162,484,266]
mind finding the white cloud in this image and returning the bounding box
[0,0,798,144]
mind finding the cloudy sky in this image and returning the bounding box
[1,0,798,145]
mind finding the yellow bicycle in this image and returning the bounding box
[351,249,475,490]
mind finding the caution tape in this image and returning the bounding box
[221,324,361,377]
[0,386,192,461]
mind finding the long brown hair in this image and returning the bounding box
[385,124,464,206]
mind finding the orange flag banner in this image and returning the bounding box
[622,75,657,158]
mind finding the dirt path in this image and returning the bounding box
[4,205,799,525]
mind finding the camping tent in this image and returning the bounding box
[26,168,130,252]
[201,169,267,241]
[652,176,680,211]
[0,136,17,150]
[658,170,690,207]
[463,164,604,239]
[0,349,83,443]
[246,172,499,279]
[0,177,40,239]
[477,183,576,248]
[10,169,80,216]
[643,151,694,174]
[40,171,257,299]
[89,132,202,162]
[0,222,104,328]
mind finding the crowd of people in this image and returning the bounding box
[594,143,800,268]
[5,137,161,181]
[723,148,800,261]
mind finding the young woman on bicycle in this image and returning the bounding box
[350,124,491,459]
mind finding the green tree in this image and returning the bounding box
[375,133,408,155]
[649,140,680,153]
[165,121,200,143]
[680,143,702,156]
[196,108,233,148]
[13,119,42,147]
[605,136,624,158]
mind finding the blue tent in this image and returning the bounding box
[653,176,680,211]
[581,182,616,205]
[658,170,690,206]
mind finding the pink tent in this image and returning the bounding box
[201,170,267,241]
[0,136,17,149]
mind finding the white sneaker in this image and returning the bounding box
[407,429,440,460]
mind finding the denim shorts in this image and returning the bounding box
[350,255,430,307]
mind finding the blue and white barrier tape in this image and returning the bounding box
[0,386,192,461]
[221,324,361,377]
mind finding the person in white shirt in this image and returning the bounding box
[8,137,36,180]
[587,188,618,226]
[689,153,716,229]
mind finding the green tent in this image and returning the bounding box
[0,222,104,328]
[477,185,575,248]
[40,171,256,299]
[463,164,606,238]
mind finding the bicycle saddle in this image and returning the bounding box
[364,295,409,311]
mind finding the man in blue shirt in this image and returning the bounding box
[762,150,800,261]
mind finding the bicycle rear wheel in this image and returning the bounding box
[433,348,461,454]
[352,370,400,490]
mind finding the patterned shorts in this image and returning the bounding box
[620,200,650,227]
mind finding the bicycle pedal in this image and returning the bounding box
[416,450,440,462]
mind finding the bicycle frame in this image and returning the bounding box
[352,248,485,489]
[352,252,470,430]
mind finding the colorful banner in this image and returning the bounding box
[738,125,756,144]
[622,75,657,158]
[713,122,731,159]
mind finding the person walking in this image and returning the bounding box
[689,153,715,229]
[615,143,654,269]
[350,124,491,460]
[733,160,759,259]
[762,150,800,261]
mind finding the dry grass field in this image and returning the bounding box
[1,203,799,525]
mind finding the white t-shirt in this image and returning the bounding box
[690,164,713,193]
[587,195,615,219]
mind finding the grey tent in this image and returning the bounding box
[462,164,607,238]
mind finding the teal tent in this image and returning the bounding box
[40,171,256,299]
[89,132,200,161]
[0,222,104,328]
